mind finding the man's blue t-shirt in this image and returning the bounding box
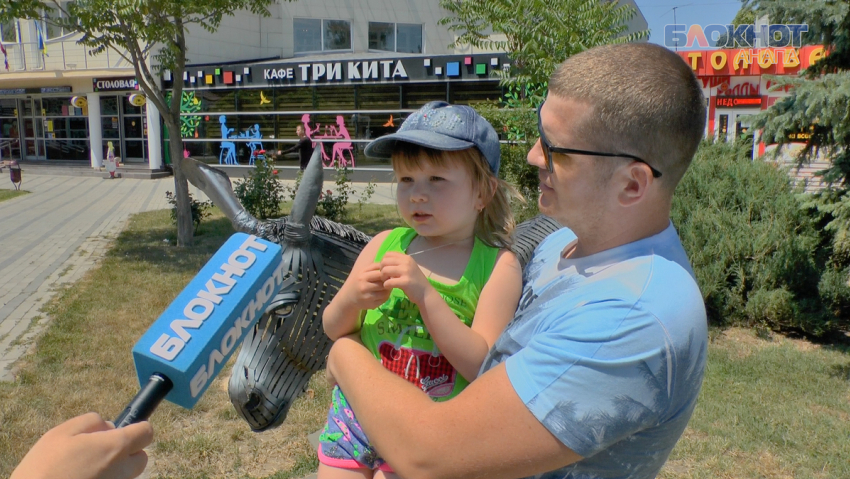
[480,222,707,479]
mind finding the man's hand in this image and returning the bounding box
[11,412,153,479]
[379,252,432,304]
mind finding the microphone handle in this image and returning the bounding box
[114,373,174,428]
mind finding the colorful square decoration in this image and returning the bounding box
[205,74,214,85]
[215,68,221,75]
[475,64,487,75]
[243,67,250,75]
[435,67,443,76]
[464,56,472,65]
[423,58,431,67]
[223,71,234,85]
[490,57,499,66]
[197,71,203,78]
[446,62,460,77]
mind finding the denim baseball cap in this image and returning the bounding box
[365,101,501,174]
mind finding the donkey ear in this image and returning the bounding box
[290,144,324,227]
[180,156,260,233]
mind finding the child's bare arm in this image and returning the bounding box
[381,250,522,381]
[322,230,392,341]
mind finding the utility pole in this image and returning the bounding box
[673,7,678,51]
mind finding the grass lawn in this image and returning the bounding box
[0,188,28,202]
[1,202,848,478]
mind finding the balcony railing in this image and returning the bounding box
[1,39,131,72]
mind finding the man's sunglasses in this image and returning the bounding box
[536,101,662,178]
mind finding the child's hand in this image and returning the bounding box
[379,252,432,304]
[348,262,391,310]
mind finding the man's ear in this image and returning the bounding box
[617,163,653,207]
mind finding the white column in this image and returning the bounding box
[87,92,103,168]
[146,100,162,170]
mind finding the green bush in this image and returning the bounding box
[165,190,212,234]
[316,166,376,222]
[234,159,284,219]
[672,140,850,336]
[475,98,541,223]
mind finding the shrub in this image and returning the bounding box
[284,166,377,222]
[475,98,541,223]
[234,159,284,219]
[165,190,212,234]
[317,166,354,222]
[672,140,850,336]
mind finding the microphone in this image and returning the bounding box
[114,233,284,427]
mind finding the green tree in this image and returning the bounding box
[747,0,850,273]
[1,0,279,246]
[439,0,647,85]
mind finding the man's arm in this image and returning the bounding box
[328,337,582,479]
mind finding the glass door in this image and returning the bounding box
[0,99,22,162]
[22,98,46,160]
[100,96,122,160]
[121,96,147,163]
[99,95,148,163]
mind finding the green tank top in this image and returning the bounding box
[359,227,499,401]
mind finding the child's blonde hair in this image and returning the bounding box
[392,143,520,248]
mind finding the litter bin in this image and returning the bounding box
[9,161,21,190]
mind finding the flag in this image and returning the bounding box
[35,22,46,56]
[0,42,8,71]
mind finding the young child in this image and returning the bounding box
[318,101,523,479]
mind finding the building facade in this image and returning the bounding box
[676,45,830,190]
[0,0,648,170]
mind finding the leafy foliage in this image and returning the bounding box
[746,0,850,289]
[748,0,850,183]
[474,99,541,222]
[234,159,284,220]
[439,0,648,85]
[165,190,212,234]
[317,166,377,222]
[672,140,850,336]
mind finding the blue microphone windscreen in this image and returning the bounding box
[132,233,283,409]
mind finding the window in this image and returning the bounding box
[1,20,18,43]
[324,20,351,51]
[369,22,422,53]
[369,22,394,51]
[294,18,351,53]
[396,24,422,53]
[43,2,74,39]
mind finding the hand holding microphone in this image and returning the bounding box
[10,413,152,479]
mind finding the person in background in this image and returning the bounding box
[281,125,315,170]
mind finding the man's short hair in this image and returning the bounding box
[549,43,706,190]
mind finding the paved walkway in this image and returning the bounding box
[0,175,395,381]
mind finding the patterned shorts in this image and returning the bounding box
[317,385,394,472]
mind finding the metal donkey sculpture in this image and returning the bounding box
[181,147,561,432]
